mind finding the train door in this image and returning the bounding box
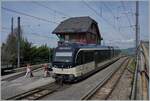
[76,51,83,65]
[76,51,84,76]
[94,50,98,68]
[82,51,86,74]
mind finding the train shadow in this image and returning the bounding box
[1,70,15,76]
[64,63,115,84]
[61,68,106,84]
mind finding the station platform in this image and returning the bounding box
[1,69,55,100]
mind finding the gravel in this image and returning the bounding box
[107,69,133,100]
[41,57,126,100]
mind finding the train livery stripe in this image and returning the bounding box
[53,61,95,77]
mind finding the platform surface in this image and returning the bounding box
[1,69,55,99]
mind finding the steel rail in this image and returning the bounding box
[80,57,128,100]
[141,44,149,79]
[5,56,124,100]
[2,63,51,81]
[6,82,59,100]
[141,44,149,67]
[131,43,149,100]
[130,59,138,100]
[105,59,131,99]
[126,59,134,73]
[140,44,149,100]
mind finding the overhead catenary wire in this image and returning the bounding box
[2,27,9,29]
[102,2,116,18]
[121,1,135,32]
[102,2,134,34]
[21,25,59,40]
[107,2,135,40]
[32,1,70,18]
[103,2,132,32]
[102,2,124,31]
[2,26,58,40]
[102,2,121,32]
[130,5,136,23]
[82,1,115,28]
[119,3,135,23]
[2,27,11,33]
[82,0,125,39]
[121,1,134,26]
[24,32,58,40]
[1,28,10,32]
[2,7,59,24]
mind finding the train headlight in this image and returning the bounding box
[69,74,74,79]
[54,65,57,68]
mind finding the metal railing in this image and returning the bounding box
[131,42,149,100]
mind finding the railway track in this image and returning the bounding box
[1,63,51,81]
[6,82,61,100]
[6,56,124,100]
[80,57,130,100]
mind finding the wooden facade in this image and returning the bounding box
[52,16,102,45]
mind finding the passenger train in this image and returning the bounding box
[52,42,121,82]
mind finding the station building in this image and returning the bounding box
[52,16,103,45]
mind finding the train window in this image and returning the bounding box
[56,52,72,57]
[76,51,83,65]
[54,52,72,62]
[76,50,94,65]
[54,56,72,62]
[96,50,110,62]
[83,51,94,64]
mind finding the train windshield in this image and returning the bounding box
[54,52,72,62]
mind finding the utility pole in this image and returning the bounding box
[135,1,139,58]
[17,17,21,68]
[135,1,140,99]
[11,17,13,34]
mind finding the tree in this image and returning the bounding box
[1,28,20,65]
[2,27,54,67]
[20,38,32,65]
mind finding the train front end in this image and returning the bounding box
[52,43,78,82]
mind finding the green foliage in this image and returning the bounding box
[129,58,136,72]
[20,38,32,64]
[1,28,18,65]
[1,27,54,67]
[21,43,53,65]
[29,45,52,64]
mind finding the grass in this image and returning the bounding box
[129,58,136,73]
[128,57,136,86]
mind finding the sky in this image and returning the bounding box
[1,0,149,49]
